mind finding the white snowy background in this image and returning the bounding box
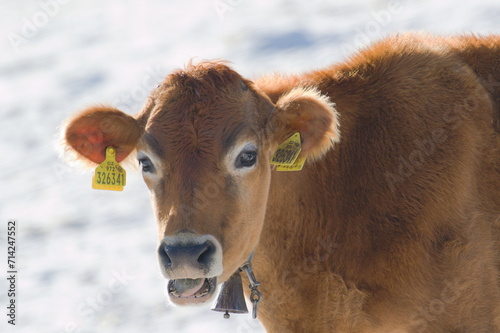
[1,0,499,332]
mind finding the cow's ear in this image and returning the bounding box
[62,105,143,164]
[267,87,340,160]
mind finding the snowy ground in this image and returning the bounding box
[1,0,499,332]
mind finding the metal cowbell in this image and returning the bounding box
[212,271,248,319]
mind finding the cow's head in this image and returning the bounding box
[62,61,339,305]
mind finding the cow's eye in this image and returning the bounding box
[138,157,154,173]
[235,150,257,168]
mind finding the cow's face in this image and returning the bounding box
[62,62,339,305]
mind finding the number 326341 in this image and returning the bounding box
[95,172,124,185]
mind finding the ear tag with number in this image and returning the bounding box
[92,147,126,191]
[276,155,306,171]
[270,132,306,171]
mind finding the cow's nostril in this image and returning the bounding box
[160,245,173,267]
[197,242,216,266]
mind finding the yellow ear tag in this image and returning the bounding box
[92,147,126,191]
[270,132,306,171]
[276,156,306,171]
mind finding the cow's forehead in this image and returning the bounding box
[139,62,262,164]
[145,102,251,158]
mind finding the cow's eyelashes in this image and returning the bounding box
[138,157,154,173]
[235,150,257,169]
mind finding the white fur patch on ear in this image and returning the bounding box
[274,86,340,160]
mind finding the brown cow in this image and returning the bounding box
[61,33,500,332]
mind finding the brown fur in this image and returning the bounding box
[62,33,500,332]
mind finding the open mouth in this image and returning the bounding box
[168,277,217,303]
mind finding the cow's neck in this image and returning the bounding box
[262,160,342,263]
[251,161,342,331]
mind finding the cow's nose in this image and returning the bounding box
[159,240,217,271]
[157,234,223,279]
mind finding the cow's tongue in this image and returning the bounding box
[172,278,205,297]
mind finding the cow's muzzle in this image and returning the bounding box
[158,233,222,304]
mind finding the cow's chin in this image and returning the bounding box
[167,277,217,305]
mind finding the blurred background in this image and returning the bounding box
[1,0,499,332]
